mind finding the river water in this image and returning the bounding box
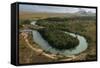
[31,21,88,55]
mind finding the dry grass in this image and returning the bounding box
[19,33,53,64]
[19,12,97,63]
[19,12,78,20]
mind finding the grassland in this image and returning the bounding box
[19,12,97,64]
[19,12,91,20]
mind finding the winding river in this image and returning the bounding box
[31,21,88,55]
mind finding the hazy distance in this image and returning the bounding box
[19,4,96,13]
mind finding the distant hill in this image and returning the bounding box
[75,10,96,16]
[19,11,96,20]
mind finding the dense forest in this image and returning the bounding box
[38,29,79,50]
[36,16,96,44]
[35,17,85,50]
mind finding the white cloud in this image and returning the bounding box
[19,4,96,13]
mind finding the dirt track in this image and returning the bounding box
[21,32,58,60]
[21,32,88,62]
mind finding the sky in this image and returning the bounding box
[19,4,96,13]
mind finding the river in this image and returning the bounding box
[31,21,88,55]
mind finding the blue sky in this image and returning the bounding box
[19,4,96,13]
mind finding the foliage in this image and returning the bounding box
[38,29,79,50]
[36,17,84,50]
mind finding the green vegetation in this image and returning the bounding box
[36,17,86,50]
[38,29,79,50]
[36,16,96,44]
[36,16,96,60]
[19,19,31,29]
[19,11,96,62]
[19,19,31,25]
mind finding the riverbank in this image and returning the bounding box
[19,32,56,64]
[31,20,88,55]
[35,17,96,61]
[20,31,88,63]
[19,16,96,63]
[38,29,79,50]
[20,31,94,62]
